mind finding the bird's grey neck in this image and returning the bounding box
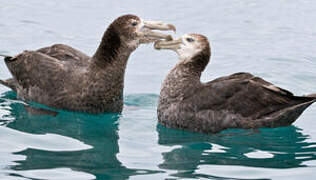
[161,51,210,92]
[91,45,132,71]
[161,63,201,99]
[88,26,135,97]
[169,62,202,81]
[91,24,135,69]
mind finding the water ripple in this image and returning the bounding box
[1,0,316,179]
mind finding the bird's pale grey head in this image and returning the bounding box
[155,34,210,59]
[110,14,175,49]
[155,34,211,71]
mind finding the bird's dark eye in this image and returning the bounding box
[186,38,194,42]
[131,21,138,26]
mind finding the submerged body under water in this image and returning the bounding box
[1,0,316,179]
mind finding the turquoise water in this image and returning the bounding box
[1,0,316,179]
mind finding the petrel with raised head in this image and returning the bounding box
[0,14,176,113]
[155,34,316,133]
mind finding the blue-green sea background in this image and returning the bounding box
[1,0,316,179]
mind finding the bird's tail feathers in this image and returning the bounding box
[0,79,10,88]
[0,54,13,61]
[306,93,316,99]
[0,79,17,92]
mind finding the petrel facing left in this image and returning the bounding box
[155,34,316,134]
[0,14,176,113]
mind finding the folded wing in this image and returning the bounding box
[36,44,90,66]
[192,72,314,120]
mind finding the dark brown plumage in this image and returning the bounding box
[155,34,316,133]
[0,14,176,113]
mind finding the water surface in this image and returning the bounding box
[1,0,316,179]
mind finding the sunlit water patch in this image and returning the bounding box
[1,0,316,179]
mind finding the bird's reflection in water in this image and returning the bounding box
[0,91,160,180]
[157,123,316,179]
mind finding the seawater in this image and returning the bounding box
[1,0,316,179]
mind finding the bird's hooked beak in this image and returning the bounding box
[140,20,176,43]
[154,38,183,50]
[143,21,176,32]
